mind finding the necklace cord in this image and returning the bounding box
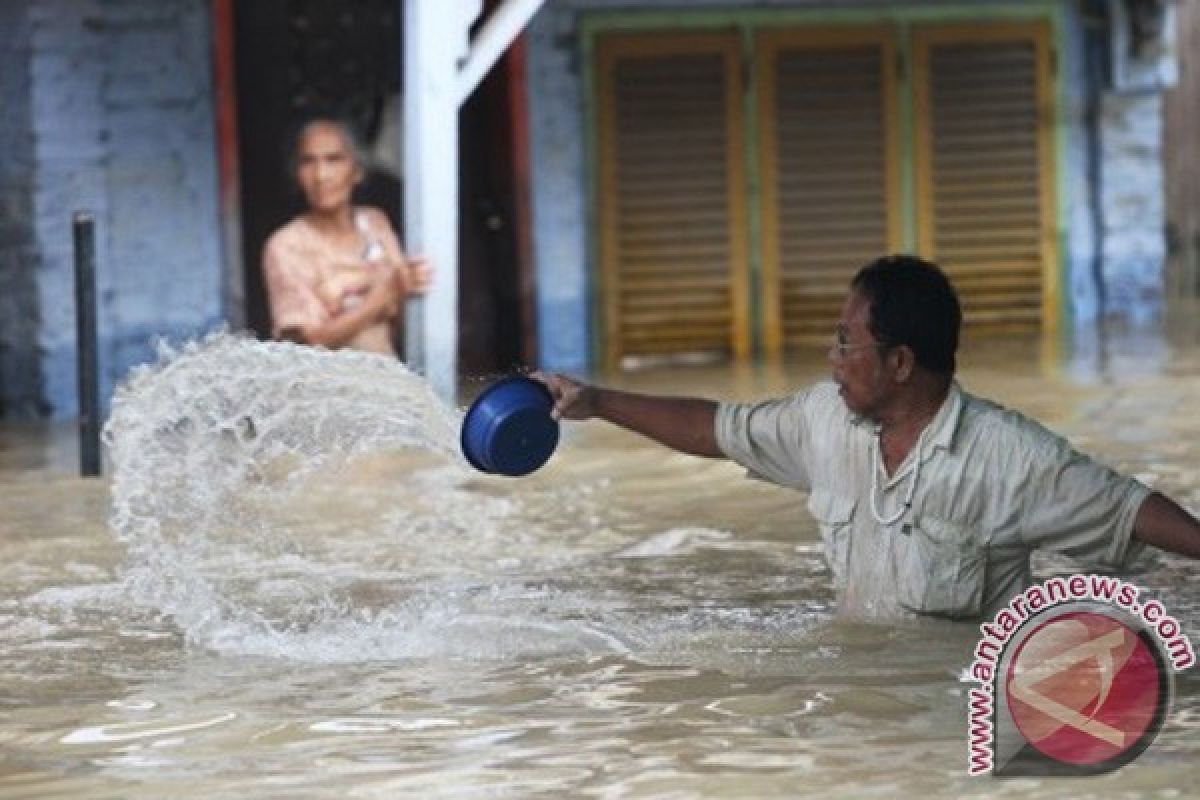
[869,424,932,526]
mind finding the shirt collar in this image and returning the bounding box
[925,380,964,454]
[849,380,965,455]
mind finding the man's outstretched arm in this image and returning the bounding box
[1133,492,1200,559]
[534,373,723,458]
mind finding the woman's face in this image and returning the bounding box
[295,124,362,214]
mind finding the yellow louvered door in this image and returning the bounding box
[597,34,750,369]
[757,29,902,357]
[914,24,1058,335]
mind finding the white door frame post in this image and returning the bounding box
[403,0,546,401]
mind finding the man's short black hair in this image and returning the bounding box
[850,254,961,375]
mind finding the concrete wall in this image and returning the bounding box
[528,5,592,373]
[1100,92,1165,323]
[1092,0,1174,322]
[1,0,222,419]
[526,0,1171,370]
[0,4,43,416]
[1164,0,1200,296]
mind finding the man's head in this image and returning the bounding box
[831,255,961,418]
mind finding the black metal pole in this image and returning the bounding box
[73,211,101,477]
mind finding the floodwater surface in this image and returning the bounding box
[1,320,1197,799]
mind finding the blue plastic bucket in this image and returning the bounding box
[460,375,560,476]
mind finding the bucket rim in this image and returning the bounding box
[460,374,555,474]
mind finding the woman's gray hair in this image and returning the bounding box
[288,117,370,178]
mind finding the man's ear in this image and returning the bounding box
[891,345,916,383]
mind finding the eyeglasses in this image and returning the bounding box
[829,335,887,361]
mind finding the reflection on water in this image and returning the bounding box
[1,321,1198,798]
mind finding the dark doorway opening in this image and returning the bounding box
[230,0,525,374]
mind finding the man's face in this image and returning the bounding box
[830,290,893,418]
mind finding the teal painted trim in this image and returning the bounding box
[580,27,605,372]
[896,20,917,253]
[1049,2,1074,332]
[740,26,765,356]
[579,4,1064,36]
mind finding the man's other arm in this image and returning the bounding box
[1134,492,1200,559]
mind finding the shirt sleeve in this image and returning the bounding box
[715,388,816,489]
[1017,426,1151,570]
[263,234,328,339]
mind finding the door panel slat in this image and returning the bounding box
[916,25,1055,336]
[598,34,750,367]
[758,31,900,355]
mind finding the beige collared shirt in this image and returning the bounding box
[715,381,1150,621]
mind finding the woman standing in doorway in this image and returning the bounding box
[262,118,431,356]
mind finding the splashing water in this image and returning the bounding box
[101,333,813,664]
[103,332,576,660]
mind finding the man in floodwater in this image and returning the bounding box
[536,255,1200,621]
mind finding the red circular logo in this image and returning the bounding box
[1005,611,1163,767]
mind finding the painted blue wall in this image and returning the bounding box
[2,0,223,419]
[529,7,593,373]
[0,3,43,415]
[1099,92,1166,325]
